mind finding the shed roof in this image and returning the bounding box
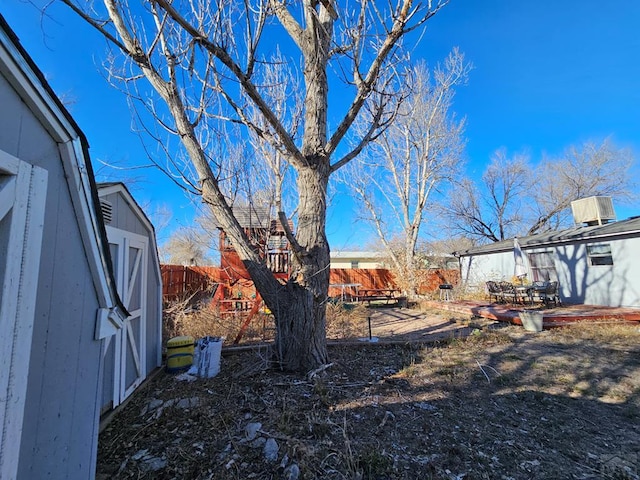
[0,15,126,323]
[456,216,640,257]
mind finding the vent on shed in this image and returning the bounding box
[100,199,113,224]
[570,196,616,226]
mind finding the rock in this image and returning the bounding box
[284,463,300,480]
[245,422,262,440]
[263,438,279,462]
[415,402,437,411]
[175,372,198,382]
[144,456,167,471]
[131,449,148,461]
[250,437,266,449]
[176,397,200,409]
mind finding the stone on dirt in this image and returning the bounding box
[245,422,262,440]
[263,438,279,462]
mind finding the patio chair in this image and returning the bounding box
[486,281,502,303]
[528,281,547,304]
[499,281,517,303]
[539,281,560,307]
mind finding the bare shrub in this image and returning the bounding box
[163,302,275,346]
[163,299,370,346]
[325,302,369,340]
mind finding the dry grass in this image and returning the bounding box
[325,301,369,340]
[98,321,640,480]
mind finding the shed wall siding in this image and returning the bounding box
[100,189,162,380]
[0,77,102,479]
[146,262,162,375]
[102,190,147,236]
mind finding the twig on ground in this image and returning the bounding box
[308,362,335,379]
[476,360,500,383]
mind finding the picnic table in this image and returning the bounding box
[356,288,406,307]
[329,283,361,302]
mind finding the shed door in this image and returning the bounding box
[105,226,148,406]
[0,151,47,480]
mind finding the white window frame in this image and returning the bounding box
[586,243,614,266]
[527,251,557,282]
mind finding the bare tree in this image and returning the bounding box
[59,0,450,370]
[161,227,212,266]
[344,51,469,295]
[527,138,636,234]
[443,139,636,243]
[442,149,530,243]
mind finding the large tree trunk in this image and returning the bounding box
[256,3,332,371]
[257,164,330,371]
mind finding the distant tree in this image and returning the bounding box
[442,149,530,243]
[161,227,212,266]
[527,138,636,234]
[343,51,469,295]
[61,0,451,371]
[442,139,636,243]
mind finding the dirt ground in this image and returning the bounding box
[97,309,640,480]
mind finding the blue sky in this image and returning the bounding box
[3,1,640,251]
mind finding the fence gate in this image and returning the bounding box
[104,226,148,407]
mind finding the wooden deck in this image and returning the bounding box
[424,300,640,329]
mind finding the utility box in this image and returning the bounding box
[571,196,616,226]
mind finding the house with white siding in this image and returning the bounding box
[330,250,387,269]
[456,197,640,308]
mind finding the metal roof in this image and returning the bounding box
[456,216,640,257]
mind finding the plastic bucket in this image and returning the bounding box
[192,336,223,378]
[166,335,195,372]
[520,311,544,332]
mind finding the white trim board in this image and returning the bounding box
[0,149,47,480]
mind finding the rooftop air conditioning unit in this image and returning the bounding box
[570,196,616,226]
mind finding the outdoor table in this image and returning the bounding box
[356,288,401,303]
[514,285,530,304]
[329,283,361,302]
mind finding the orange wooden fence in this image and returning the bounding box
[161,264,459,301]
[328,268,459,297]
[161,265,221,300]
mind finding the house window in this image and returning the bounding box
[527,251,557,282]
[587,244,613,266]
[351,260,359,269]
